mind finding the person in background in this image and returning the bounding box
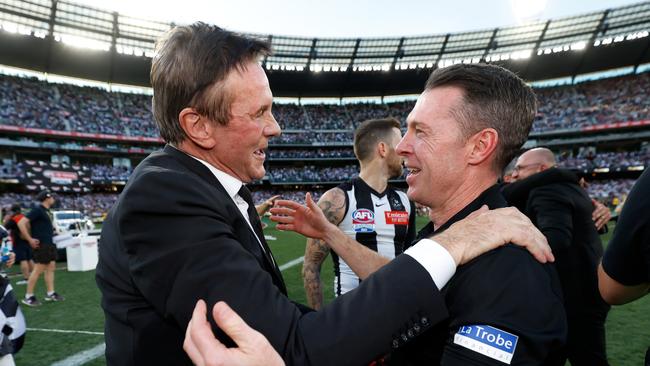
[597,169,650,364]
[17,191,65,307]
[505,147,610,365]
[303,118,415,309]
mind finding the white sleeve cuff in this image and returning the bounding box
[404,238,457,290]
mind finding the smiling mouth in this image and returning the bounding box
[407,168,421,175]
[253,149,266,159]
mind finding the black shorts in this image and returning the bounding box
[33,244,57,264]
[13,243,33,262]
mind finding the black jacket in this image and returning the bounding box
[502,168,610,319]
[391,185,567,365]
[96,145,448,366]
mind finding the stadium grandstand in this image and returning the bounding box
[1,0,649,364]
[0,0,649,221]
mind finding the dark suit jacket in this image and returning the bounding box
[502,168,610,321]
[96,145,448,366]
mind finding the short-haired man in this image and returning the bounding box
[17,191,64,306]
[271,63,567,364]
[303,118,416,309]
[97,23,553,366]
[504,147,611,365]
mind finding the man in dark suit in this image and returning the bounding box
[97,23,553,366]
[503,147,611,366]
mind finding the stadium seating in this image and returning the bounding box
[1,72,650,137]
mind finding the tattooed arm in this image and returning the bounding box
[275,192,392,284]
[302,188,345,310]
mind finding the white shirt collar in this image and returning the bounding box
[177,148,243,200]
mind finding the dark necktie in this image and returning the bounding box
[237,186,286,293]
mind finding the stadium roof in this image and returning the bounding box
[1,0,649,97]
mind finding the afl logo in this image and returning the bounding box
[352,209,374,224]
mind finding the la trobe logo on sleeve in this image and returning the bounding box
[454,325,519,364]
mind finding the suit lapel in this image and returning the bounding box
[163,145,287,294]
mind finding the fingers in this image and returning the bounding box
[466,205,489,219]
[509,212,554,263]
[184,300,211,366]
[269,207,296,216]
[273,200,303,210]
[275,224,295,231]
[269,207,297,226]
[212,301,256,345]
[305,192,317,209]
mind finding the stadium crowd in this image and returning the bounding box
[268,148,355,159]
[557,150,649,171]
[0,192,116,218]
[88,164,132,181]
[2,72,650,138]
[584,179,637,208]
[267,165,359,183]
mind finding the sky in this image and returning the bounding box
[74,0,641,38]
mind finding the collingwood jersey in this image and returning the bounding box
[333,177,416,296]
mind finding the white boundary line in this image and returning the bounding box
[50,343,105,366]
[279,256,304,271]
[27,327,103,335]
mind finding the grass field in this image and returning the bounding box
[8,218,649,365]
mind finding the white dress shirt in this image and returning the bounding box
[187,154,270,259]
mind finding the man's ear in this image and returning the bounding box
[178,107,216,149]
[467,128,498,166]
[377,141,388,158]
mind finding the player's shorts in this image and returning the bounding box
[13,243,33,262]
[33,244,57,264]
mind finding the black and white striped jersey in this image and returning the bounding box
[332,177,416,296]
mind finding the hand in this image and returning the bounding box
[265,195,281,207]
[591,199,611,231]
[28,238,40,249]
[184,300,285,366]
[256,195,281,216]
[433,205,554,265]
[270,193,333,239]
[5,252,15,267]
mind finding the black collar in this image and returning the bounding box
[416,184,507,240]
[354,176,388,197]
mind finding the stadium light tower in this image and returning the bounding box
[511,0,547,23]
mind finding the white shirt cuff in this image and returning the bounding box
[404,238,456,290]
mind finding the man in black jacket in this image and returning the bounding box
[503,147,610,366]
[262,64,568,365]
[97,23,553,366]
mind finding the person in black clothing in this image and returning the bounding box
[2,204,33,285]
[597,168,650,364]
[504,147,610,366]
[270,63,568,365]
[16,191,65,307]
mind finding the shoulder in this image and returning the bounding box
[446,246,566,343]
[318,187,346,225]
[527,182,577,209]
[451,245,562,305]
